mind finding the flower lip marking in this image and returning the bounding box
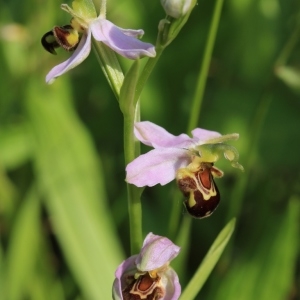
[113,233,181,300]
[122,272,163,299]
[176,162,223,218]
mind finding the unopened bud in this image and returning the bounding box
[160,0,194,19]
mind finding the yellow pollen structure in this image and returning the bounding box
[71,18,86,33]
[66,30,79,45]
[148,270,158,278]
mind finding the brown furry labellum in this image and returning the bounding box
[176,162,223,218]
[41,25,79,55]
[122,272,164,300]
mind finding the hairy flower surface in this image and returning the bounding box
[42,0,156,83]
[113,233,181,300]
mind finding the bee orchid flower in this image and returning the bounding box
[126,121,243,218]
[42,0,156,84]
[112,233,181,300]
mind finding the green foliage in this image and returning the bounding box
[26,79,123,299]
[4,187,40,300]
[0,0,299,299]
[211,197,300,300]
[181,218,236,300]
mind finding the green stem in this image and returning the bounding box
[127,185,143,254]
[167,188,183,240]
[275,21,300,67]
[122,1,198,251]
[124,113,143,254]
[134,47,164,103]
[172,215,192,285]
[134,0,197,101]
[123,48,165,253]
[187,0,224,132]
[120,61,144,254]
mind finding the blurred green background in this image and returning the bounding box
[0,0,299,299]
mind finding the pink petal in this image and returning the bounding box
[125,148,190,187]
[163,268,181,300]
[191,128,221,142]
[117,28,144,38]
[134,121,193,148]
[46,30,92,84]
[91,19,156,59]
[136,233,180,271]
[113,255,137,300]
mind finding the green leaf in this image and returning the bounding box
[255,197,300,299]
[4,187,41,300]
[180,218,236,300]
[26,78,124,300]
[171,216,192,285]
[212,197,300,300]
[0,167,17,219]
[27,271,65,300]
[0,124,33,169]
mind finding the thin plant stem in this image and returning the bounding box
[187,0,224,132]
[124,44,165,252]
[134,2,197,101]
[275,21,300,67]
[121,62,143,254]
[127,184,143,254]
[168,188,183,240]
[124,110,143,254]
[134,47,164,103]
[172,215,192,284]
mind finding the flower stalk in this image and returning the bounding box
[120,61,144,254]
[187,0,224,132]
